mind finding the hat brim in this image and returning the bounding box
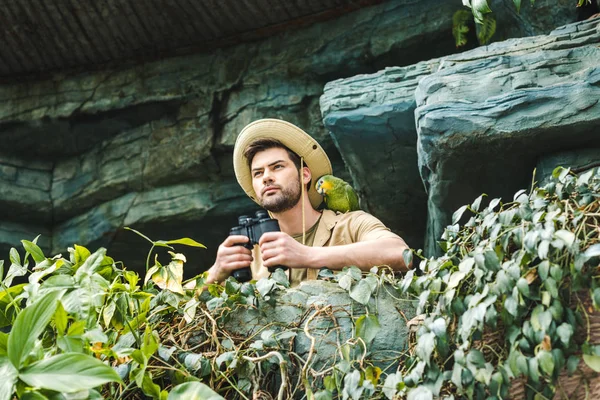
[233,119,332,209]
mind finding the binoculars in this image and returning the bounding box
[229,210,288,282]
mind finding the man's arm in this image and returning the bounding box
[307,237,411,272]
[259,232,411,272]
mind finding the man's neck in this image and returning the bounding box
[272,197,321,236]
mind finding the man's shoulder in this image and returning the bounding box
[323,209,380,223]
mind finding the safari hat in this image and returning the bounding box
[233,118,332,209]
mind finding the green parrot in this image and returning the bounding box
[315,175,360,213]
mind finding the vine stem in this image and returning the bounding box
[302,305,330,399]
[242,351,288,400]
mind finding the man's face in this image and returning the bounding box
[251,147,302,213]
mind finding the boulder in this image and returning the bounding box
[415,17,600,254]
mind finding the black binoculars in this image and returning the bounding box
[229,210,288,282]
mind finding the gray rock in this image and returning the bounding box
[536,147,600,186]
[415,17,600,255]
[220,280,416,373]
[0,0,584,269]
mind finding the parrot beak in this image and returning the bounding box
[316,179,331,195]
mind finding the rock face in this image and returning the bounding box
[214,280,416,373]
[0,0,583,270]
[0,0,475,271]
[321,14,598,255]
[415,17,600,254]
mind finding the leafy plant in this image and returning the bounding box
[0,233,222,399]
[2,167,599,399]
[396,167,600,399]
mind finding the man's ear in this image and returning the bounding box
[302,166,311,185]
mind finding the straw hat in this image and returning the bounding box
[233,119,332,209]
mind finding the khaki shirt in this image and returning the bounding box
[249,209,402,286]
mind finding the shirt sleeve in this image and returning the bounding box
[340,211,403,243]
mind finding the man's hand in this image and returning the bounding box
[258,232,312,269]
[207,235,253,283]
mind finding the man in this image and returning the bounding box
[207,119,410,286]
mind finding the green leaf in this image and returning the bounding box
[452,9,472,48]
[21,240,45,263]
[8,290,63,368]
[471,194,485,212]
[124,227,155,244]
[584,244,600,258]
[350,279,373,305]
[516,277,530,297]
[407,386,433,400]
[160,238,206,248]
[403,249,413,269]
[19,353,122,392]
[567,355,580,375]
[0,356,18,400]
[355,314,380,345]
[383,372,403,400]
[477,13,496,45]
[73,244,91,266]
[557,323,573,345]
[452,205,468,224]
[513,0,522,13]
[141,372,161,399]
[583,354,600,372]
[20,391,49,400]
[3,261,27,287]
[538,350,554,376]
[74,248,107,280]
[54,301,68,336]
[9,248,21,267]
[555,230,575,247]
[0,284,26,328]
[416,332,435,365]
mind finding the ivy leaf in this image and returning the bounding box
[537,350,554,376]
[583,354,600,372]
[471,194,485,212]
[355,314,380,345]
[584,244,600,258]
[453,205,468,224]
[342,370,364,400]
[416,332,435,365]
[407,386,433,400]
[567,355,580,375]
[256,279,275,298]
[350,279,373,305]
[382,372,403,400]
[447,271,466,290]
[270,268,289,288]
[403,249,413,269]
[504,296,518,316]
[555,230,575,248]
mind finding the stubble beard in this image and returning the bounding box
[260,176,302,213]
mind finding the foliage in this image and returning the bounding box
[0,232,220,400]
[397,167,600,399]
[452,9,496,48]
[457,0,593,48]
[2,167,600,399]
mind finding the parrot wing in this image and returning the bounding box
[345,183,360,212]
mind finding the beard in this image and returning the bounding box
[259,175,302,213]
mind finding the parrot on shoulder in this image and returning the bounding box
[315,175,360,213]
